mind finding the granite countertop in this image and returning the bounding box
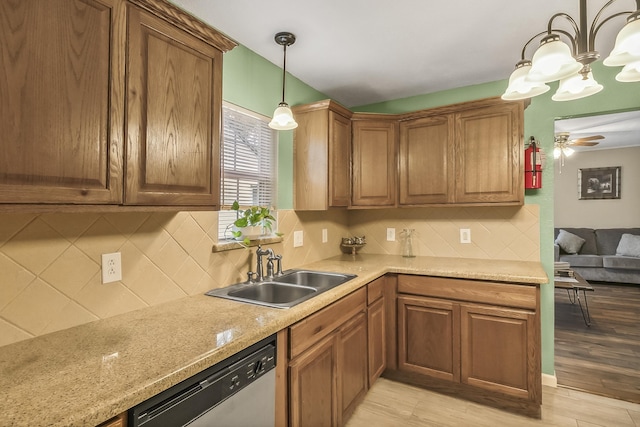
[0,254,547,427]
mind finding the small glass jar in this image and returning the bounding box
[401,229,416,258]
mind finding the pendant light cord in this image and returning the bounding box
[281,44,287,104]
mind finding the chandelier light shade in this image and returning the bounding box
[502,60,551,100]
[528,35,583,83]
[502,0,640,102]
[616,60,640,81]
[269,32,298,130]
[552,70,604,101]
[603,14,640,66]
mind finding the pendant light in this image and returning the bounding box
[502,0,640,102]
[269,32,298,130]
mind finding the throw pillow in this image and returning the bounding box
[555,229,586,254]
[616,233,640,258]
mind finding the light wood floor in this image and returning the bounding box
[555,282,640,403]
[346,377,640,427]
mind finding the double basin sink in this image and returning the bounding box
[206,270,357,309]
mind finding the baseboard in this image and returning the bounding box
[542,372,557,388]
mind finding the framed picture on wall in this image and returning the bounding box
[578,166,621,200]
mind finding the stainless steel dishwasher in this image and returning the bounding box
[129,335,276,427]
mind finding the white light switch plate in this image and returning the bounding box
[294,230,304,247]
[460,228,471,244]
[322,228,328,243]
[387,228,395,241]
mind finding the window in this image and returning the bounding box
[218,102,277,241]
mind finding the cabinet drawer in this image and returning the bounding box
[398,275,536,310]
[367,277,384,305]
[290,288,366,359]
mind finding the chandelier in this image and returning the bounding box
[502,0,640,102]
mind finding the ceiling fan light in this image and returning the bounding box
[563,147,575,157]
[269,103,298,130]
[553,146,562,159]
[551,71,603,101]
[501,61,550,100]
[615,61,640,82]
[603,15,640,67]
[528,35,582,83]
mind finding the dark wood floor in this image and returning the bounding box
[555,281,640,404]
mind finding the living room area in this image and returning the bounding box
[552,110,640,404]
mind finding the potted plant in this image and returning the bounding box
[227,201,276,246]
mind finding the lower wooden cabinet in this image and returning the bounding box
[460,303,536,400]
[289,334,338,427]
[398,295,460,382]
[367,278,386,385]
[288,288,368,427]
[395,274,541,416]
[96,413,126,427]
[337,312,368,424]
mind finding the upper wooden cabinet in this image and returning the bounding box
[399,115,455,205]
[351,115,397,207]
[292,100,352,210]
[0,0,126,205]
[399,98,525,206]
[0,0,236,210]
[453,101,524,205]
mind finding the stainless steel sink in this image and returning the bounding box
[206,269,357,308]
[228,282,316,304]
[273,270,356,290]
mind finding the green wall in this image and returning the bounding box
[222,44,640,376]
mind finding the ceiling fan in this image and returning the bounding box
[554,132,604,165]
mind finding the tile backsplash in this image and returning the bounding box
[0,205,539,347]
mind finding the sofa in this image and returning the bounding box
[554,227,640,284]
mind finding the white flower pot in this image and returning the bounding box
[233,225,265,241]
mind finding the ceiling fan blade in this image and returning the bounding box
[571,141,600,146]
[571,135,604,142]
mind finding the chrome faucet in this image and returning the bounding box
[255,245,270,282]
[255,245,282,281]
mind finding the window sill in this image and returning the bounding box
[212,236,283,253]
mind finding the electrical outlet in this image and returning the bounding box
[322,228,328,243]
[387,228,396,241]
[101,252,122,284]
[460,228,471,244]
[294,230,304,247]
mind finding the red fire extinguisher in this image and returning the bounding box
[524,136,542,189]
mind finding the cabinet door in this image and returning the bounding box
[367,297,386,385]
[351,120,396,207]
[399,115,454,205]
[0,0,125,204]
[328,111,351,207]
[338,312,368,425]
[397,295,460,382]
[454,102,523,204]
[126,5,221,206]
[289,334,338,427]
[460,303,538,401]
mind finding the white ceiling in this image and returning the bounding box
[171,0,632,107]
[555,110,640,151]
[171,0,639,150]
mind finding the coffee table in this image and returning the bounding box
[554,271,594,326]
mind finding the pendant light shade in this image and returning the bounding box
[528,35,582,83]
[501,60,550,100]
[616,60,640,82]
[552,70,603,101]
[603,15,640,67]
[269,102,297,130]
[269,32,298,131]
